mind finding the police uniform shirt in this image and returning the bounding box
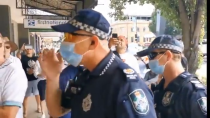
[154,72,207,118]
[62,51,157,118]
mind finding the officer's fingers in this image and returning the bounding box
[57,53,63,63]
[42,49,50,61]
[38,54,42,62]
[48,48,55,57]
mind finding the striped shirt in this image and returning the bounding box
[0,56,28,118]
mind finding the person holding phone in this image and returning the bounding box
[18,44,41,118]
[108,35,141,77]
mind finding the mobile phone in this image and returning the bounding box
[112,33,118,38]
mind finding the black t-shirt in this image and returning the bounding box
[21,55,38,81]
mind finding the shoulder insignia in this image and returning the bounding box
[123,68,135,74]
[123,68,138,80]
[129,89,149,115]
[162,91,174,106]
[118,61,139,81]
[197,97,207,114]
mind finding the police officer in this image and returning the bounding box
[39,9,157,118]
[137,35,207,118]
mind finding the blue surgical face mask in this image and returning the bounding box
[60,39,89,67]
[148,53,168,74]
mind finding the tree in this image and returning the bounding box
[109,0,206,74]
[149,10,181,36]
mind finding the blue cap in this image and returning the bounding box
[137,35,184,57]
[51,9,112,40]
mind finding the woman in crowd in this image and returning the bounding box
[34,52,46,118]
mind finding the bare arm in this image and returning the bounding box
[46,75,71,117]
[0,106,19,118]
[16,50,22,59]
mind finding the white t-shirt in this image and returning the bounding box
[0,56,28,118]
[119,53,140,74]
[8,55,23,68]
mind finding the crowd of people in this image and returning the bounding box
[0,9,206,118]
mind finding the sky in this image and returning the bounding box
[93,0,155,22]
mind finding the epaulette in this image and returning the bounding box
[117,61,139,82]
[180,72,206,90]
[190,78,206,90]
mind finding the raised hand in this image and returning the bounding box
[38,49,64,80]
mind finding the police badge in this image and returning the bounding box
[197,97,207,114]
[82,94,92,112]
[129,89,149,115]
[162,91,174,106]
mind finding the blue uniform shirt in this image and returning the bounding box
[59,65,82,118]
[62,51,157,118]
[154,72,207,118]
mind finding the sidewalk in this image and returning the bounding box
[26,96,50,118]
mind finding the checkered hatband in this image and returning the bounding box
[149,44,183,52]
[69,20,112,39]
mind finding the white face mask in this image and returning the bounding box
[111,46,116,51]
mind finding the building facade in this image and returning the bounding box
[111,15,156,46]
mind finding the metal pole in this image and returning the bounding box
[156,9,161,36]
[136,16,138,42]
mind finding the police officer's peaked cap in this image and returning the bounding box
[51,9,112,40]
[137,35,184,57]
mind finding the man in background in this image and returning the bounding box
[17,44,41,117]
[108,35,141,75]
[2,37,22,67]
[0,35,28,118]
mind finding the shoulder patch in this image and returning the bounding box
[123,68,138,80]
[123,69,135,74]
[129,89,149,115]
[197,97,207,114]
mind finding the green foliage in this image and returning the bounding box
[148,11,156,34]
[110,0,181,28]
[197,51,203,69]
[149,10,181,36]
[110,0,206,74]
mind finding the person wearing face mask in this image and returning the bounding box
[137,35,206,118]
[38,9,156,118]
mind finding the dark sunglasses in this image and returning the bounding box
[148,52,166,60]
[5,46,11,49]
[148,50,181,60]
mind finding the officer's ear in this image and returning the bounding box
[88,35,99,50]
[166,50,173,61]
